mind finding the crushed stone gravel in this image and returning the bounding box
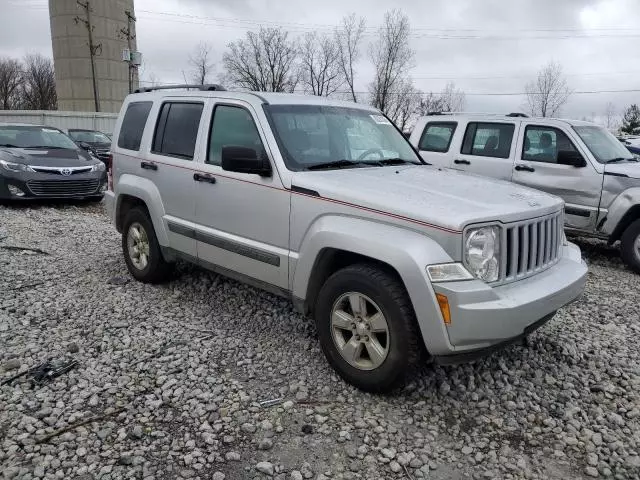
[0,202,639,480]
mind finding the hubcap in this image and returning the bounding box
[330,292,390,371]
[127,222,150,270]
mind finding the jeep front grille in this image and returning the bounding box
[500,211,563,283]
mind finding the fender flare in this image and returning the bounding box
[601,187,640,240]
[115,174,169,246]
[292,215,457,355]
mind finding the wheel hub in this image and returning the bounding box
[330,292,390,371]
[127,222,150,270]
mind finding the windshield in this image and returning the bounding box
[0,126,79,150]
[69,130,111,143]
[264,105,422,171]
[573,125,634,163]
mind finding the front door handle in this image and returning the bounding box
[140,161,158,171]
[454,159,471,165]
[193,173,216,184]
[515,164,535,173]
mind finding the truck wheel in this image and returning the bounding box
[620,219,640,273]
[122,207,173,283]
[314,263,420,393]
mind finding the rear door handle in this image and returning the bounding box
[515,164,535,172]
[140,161,158,171]
[454,159,471,165]
[193,173,216,184]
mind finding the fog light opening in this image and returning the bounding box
[7,185,25,197]
[436,293,451,325]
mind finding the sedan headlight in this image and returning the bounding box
[0,159,34,173]
[91,162,106,172]
[464,226,501,282]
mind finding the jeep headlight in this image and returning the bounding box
[464,226,501,282]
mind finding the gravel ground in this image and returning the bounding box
[1,201,639,480]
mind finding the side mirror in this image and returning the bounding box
[221,146,272,177]
[78,141,91,151]
[557,150,587,168]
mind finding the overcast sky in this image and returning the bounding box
[2,0,639,121]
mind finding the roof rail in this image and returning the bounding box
[506,112,529,117]
[426,111,529,117]
[134,84,226,93]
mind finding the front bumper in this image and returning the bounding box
[0,170,107,200]
[430,241,587,360]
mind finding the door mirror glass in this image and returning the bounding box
[557,150,587,167]
[221,146,272,177]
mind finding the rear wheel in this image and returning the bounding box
[314,263,420,393]
[620,219,640,273]
[122,207,173,283]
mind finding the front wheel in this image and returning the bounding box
[314,264,420,393]
[620,219,640,274]
[122,207,173,283]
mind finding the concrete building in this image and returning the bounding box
[48,0,138,113]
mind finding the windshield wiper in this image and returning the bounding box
[376,157,421,166]
[0,144,18,148]
[306,159,372,171]
[23,145,66,150]
[606,157,637,163]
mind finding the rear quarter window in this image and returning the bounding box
[418,122,457,152]
[117,102,153,151]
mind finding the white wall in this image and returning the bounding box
[0,111,117,134]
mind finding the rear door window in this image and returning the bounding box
[461,122,515,159]
[419,122,457,152]
[152,102,204,160]
[117,102,152,151]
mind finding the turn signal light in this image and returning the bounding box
[436,293,451,325]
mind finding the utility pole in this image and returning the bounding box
[120,10,137,94]
[75,0,101,112]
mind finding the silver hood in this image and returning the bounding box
[292,165,563,232]
[605,162,640,180]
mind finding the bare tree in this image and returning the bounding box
[439,82,466,112]
[525,61,572,117]
[299,32,344,97]
[335,14,366,102]
[416,91,445,116]
[605,102,618,130]
[384,79,422,131]
[20,54,57,110]
[189,42,214,85]
[0,57,22,110]
[222,27,299,92]
[369,9,414,115]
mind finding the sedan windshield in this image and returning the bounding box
[264,104,422,171]
[0,126,79,150]
[69,130,111,143]
[573,125,635,163]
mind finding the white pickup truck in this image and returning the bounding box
[410,113,640,272]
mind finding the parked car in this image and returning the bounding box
[64,128,112,167]
[105,86,586,392]
[410,113,640,273]
[618,137,640,158]
[0,123,106,201]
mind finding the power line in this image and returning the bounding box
[135,12,640,39]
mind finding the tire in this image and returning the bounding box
[122,206,173,283]
[620,219,640,274]
[314,263,420,393]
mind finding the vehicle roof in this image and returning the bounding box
[127,89,379,111]
[419,113,602,128]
